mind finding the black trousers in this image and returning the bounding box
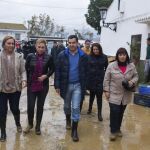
[0,91,21,129]
[109,103,127,133]
[88,90,103,113]
[27,85,49,127]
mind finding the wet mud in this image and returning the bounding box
[0,84,150,150]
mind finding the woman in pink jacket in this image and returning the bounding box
[103,48,138,141]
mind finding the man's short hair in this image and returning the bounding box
[68,35,78,42]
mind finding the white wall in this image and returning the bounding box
[101,0,150,60]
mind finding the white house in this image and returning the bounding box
[100,0,150,60]
[0,22,28,49]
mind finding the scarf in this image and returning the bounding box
[1,51,16,93]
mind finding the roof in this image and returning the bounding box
[29,35,67,41]
[0,22,27,30]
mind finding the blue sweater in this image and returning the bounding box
[68,50,79,83]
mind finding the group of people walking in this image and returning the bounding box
[0,35,138,143]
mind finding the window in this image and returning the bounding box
[130,34,142,61]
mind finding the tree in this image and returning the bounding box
[54,25,65,37]
[73,28,94,40]
[85,0,113,34]
[28,13,55,36]
[74,29,84,40]
[28,15,39,36]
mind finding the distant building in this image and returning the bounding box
[100,0,150,60]
[0,22,28,49]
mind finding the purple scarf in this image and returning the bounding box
[31,54,44,92]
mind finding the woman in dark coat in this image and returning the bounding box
[87,43,108,121]
[24,39,54,135]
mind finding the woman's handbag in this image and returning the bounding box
[122,79,136,92]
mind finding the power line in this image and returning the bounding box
[0,0,87,10]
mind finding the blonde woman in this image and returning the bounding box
[24,39,54,135]
[0,36,26,142]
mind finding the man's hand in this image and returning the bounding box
[56,89,60,95]
[22,81,27,88]
[38,75,47,82]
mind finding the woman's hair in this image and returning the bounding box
[116,47,130,63]
[36,38,47,46]
[2,36,15,48]
[91,43,103,56]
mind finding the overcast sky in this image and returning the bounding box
[0,0,95,33]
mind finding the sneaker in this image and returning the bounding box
[17,125,22,133]
[23,125,33,134]
[109,133,117,141]
[116,130,123,137]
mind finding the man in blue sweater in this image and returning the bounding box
[54,35,87,142]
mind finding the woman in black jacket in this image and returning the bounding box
[24,39,54,135]
[87,43,108,121]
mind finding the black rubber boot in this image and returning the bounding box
[35,124,41,135]
[98,110,103,121]
[35,116,42,135]
[66,114,71,130]
[0,119,6,142]
[14,114,22,133]
[87,92,95,114]
[80,100,83,112]
[1,129,6,142]
[71,121,79,142]
[87,103,92,114]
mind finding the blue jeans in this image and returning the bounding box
[109,103,126,133]
[64,83,81,122]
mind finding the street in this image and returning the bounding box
[0,84,150,150]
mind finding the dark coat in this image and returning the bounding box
[51,45,65,65]
[87,54,108,91]
[54,48,88,100]
[25,53,54,87]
